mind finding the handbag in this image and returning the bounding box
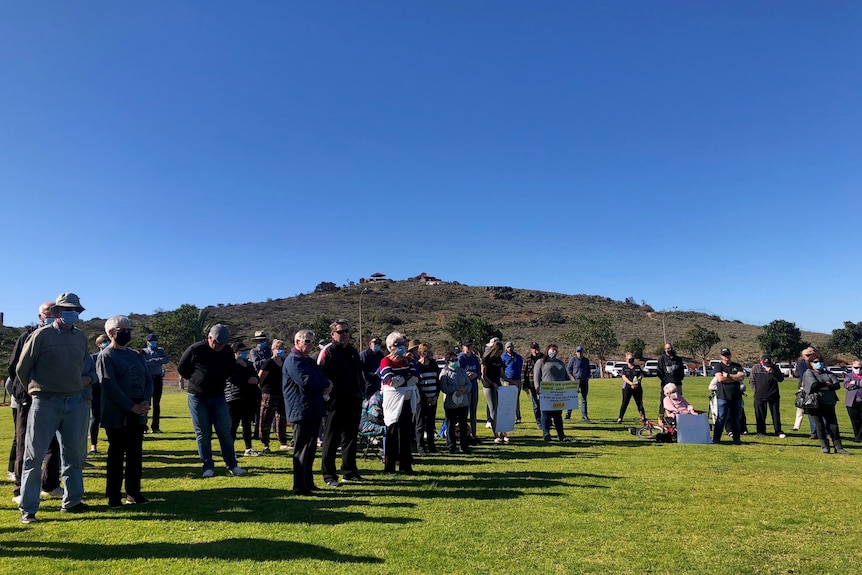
[794,388,821,411]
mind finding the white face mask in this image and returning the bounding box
[854,367,862,375]
[547,351,557,359]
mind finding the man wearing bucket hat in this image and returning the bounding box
[15,293,92,523]
[177,324,247,478]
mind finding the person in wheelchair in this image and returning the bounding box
[662,383,698,423]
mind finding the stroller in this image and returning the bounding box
[359,391,385,461]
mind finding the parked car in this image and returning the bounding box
[605,361,626,378]
[642,360,659,377]
[777,362,793,378]
[589,363,601,379]
[696,366,715,377]
[827,366,848,379]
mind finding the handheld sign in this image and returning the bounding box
[539,380,579,411]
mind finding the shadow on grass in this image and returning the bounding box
[0,537,383,564]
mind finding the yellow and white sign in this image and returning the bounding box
[539,380,579,411]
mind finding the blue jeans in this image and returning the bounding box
[579,379,589,418]
[188,394,238,471]
[20,394,87,514]
[713,398,743,444]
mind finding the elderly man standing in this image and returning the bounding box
[141,333,169,434]
[317,319,365,487]
[8,301,64,505]
[15,293,92,523]
[177,324,247,478]
[284,329,333,495]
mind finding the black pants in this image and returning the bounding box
[811,405,842,445]
[90,387,102,447]
[444,406,470,451]
[619,385,645,420]
[292,418,320,492]
[321,400,361,482]
[846,403,862,442]
[385,401,413,473]
[14,401,60,495]
[754,399,782,435]
[150,375,164,431]
[105,419,145,501]
[8,407,17,474]
[415,400,438,451]
[229,398,256,450]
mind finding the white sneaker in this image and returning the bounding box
[6,471,16,482]
[279,444,290,451]
[201,469,215,479]
[244,449,260,457]
[778,433,787,439]
[229,466,247,476]
[41,487,64,498]
[485,421,493,429]
[12,494,22,505]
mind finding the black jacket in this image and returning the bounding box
[318,342,363,406]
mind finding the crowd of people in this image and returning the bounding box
[6,295,859,524]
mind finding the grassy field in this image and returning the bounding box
[0,377,857,575]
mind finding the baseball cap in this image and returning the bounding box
[208,324,231,345]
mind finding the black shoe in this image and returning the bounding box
[324,479,341,488]
[20,512,36,524]
[342,474,368,483]
[399,469,416,476]
[126,494,150,505]
[108,498,123,509]
[470,437,479,446]
[448,446,458,454]
[543,435,552,442]
[460,446,472,454]
[294,489,313,496]
[61,502,91,514]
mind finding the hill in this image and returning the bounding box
[0,281,831,371]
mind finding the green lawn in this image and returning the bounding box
[0,377,857,575]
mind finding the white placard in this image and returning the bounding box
[495,385,518,433]
[538,380,579,411]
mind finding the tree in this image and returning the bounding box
[624,337,646,360]
[677,324,720,373]
[562,315,619,376]
[314,281,339,293]
[830,321,862,360]
[309,316,335,346]
[757,319,807,362]
[444,315,503,349]
[150,304,214,360]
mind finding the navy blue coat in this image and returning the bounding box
[283,348,331,423]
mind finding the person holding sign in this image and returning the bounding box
[482,341,509,444]
[533,344,573,442]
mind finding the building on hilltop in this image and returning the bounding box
[360,272,389,284]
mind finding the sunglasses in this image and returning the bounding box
[302,339,314,344]
[334,329,349,335]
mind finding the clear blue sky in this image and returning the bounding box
[1,2,859,335]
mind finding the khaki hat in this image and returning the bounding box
[252,331,268,341]
[55,292,85,312]
[802,346,816,357]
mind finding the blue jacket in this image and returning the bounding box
[501,352,523,381]
[283,348,331,423]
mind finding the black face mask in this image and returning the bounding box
[115,330,132,346]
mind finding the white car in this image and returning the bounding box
[777,363,793,378]
[605,361,626,378]
[642,360,659,377]
[827,366,848,379]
